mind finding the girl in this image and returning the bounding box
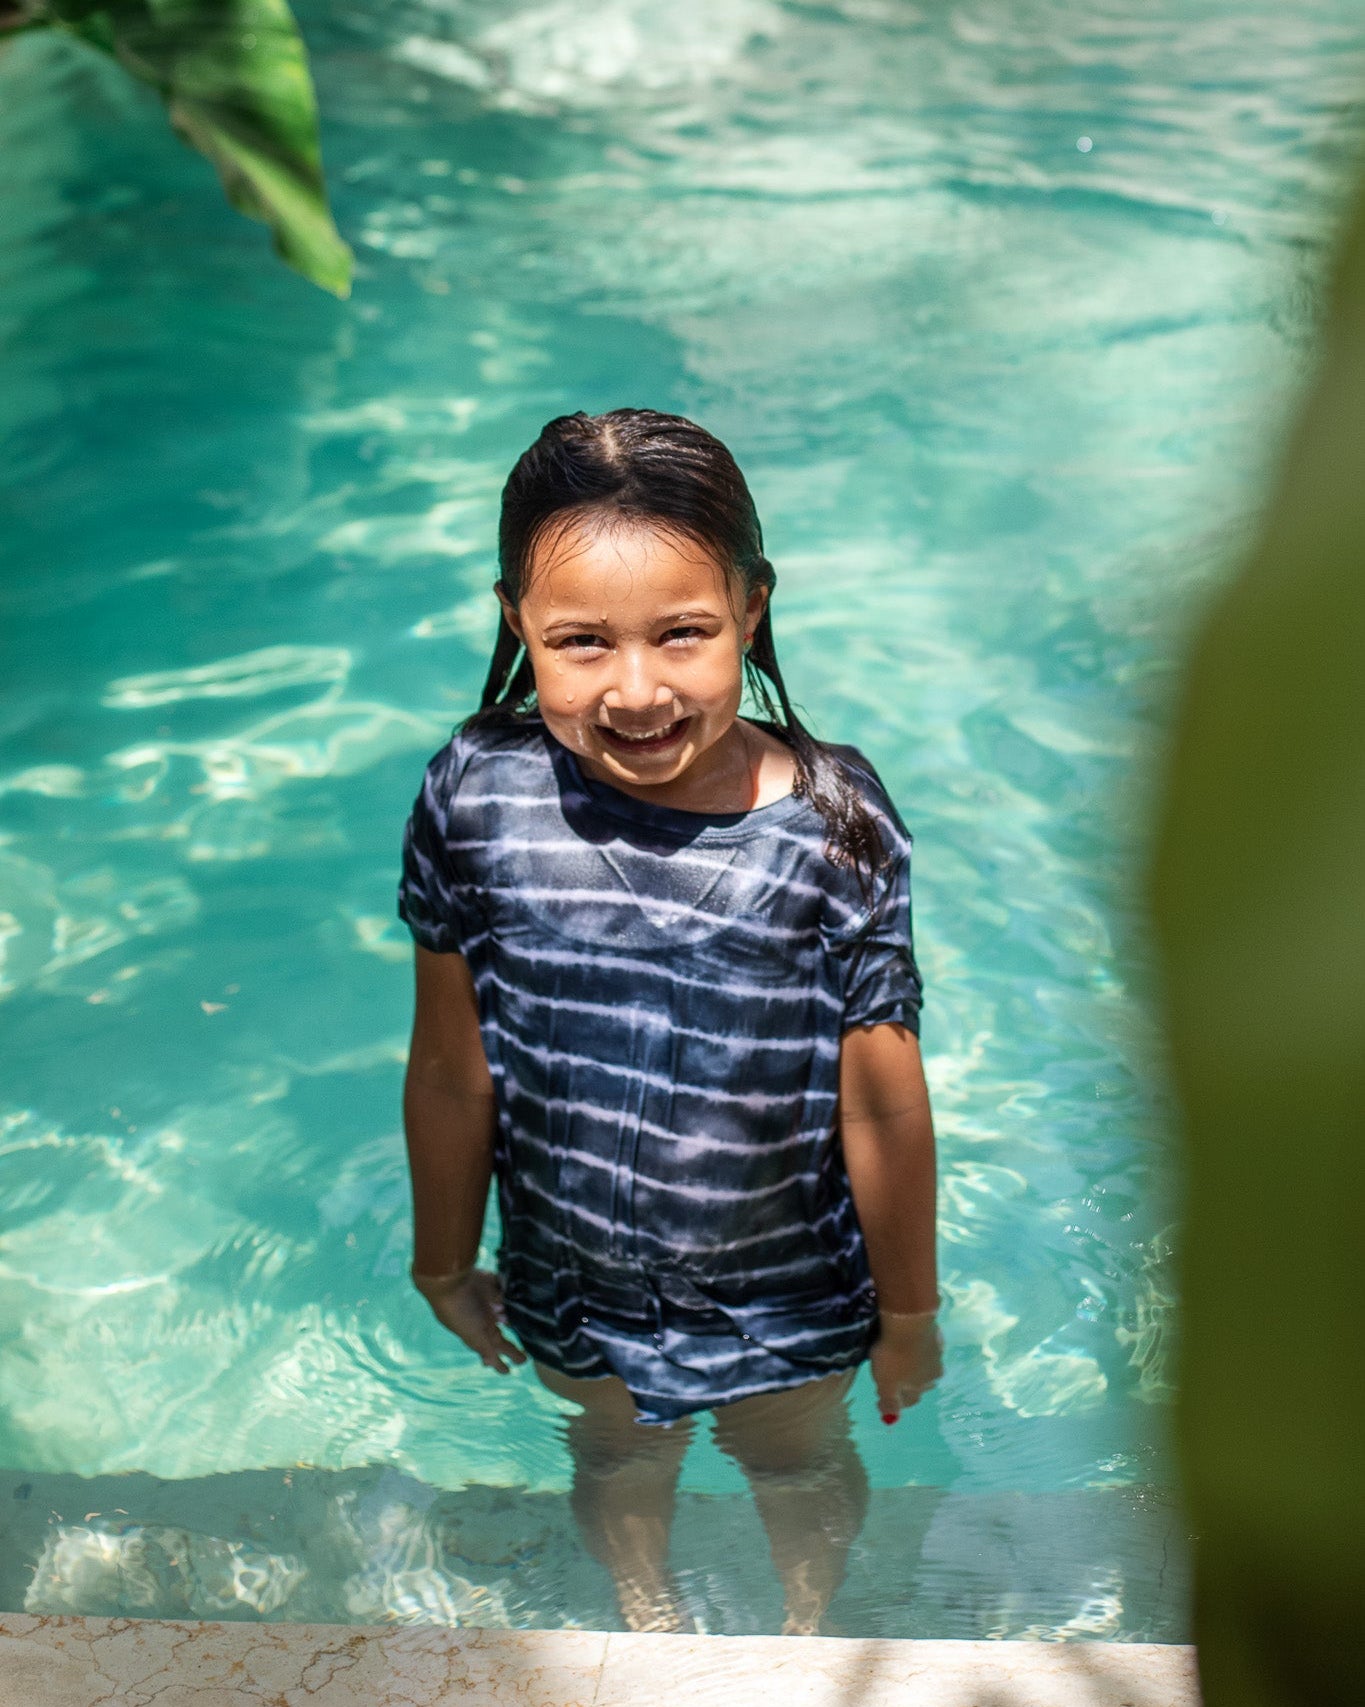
[398,408,940,1636]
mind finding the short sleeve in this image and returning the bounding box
[838,845,924,1036]
[821,747,924,1036]
[397,738,471,955]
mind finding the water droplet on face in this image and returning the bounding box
[565,691,575,704]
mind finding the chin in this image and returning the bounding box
[599,737,698,780]
[607,754,694,785]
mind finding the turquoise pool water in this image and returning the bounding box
[2,0,1363,1636]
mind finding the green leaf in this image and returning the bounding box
[29,0,351,296]
[1148,180,1365,1703]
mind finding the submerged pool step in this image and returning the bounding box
[0,1463,1189,1641]
[0,1616,1199,1706]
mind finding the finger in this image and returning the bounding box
[475,1283,517,1337]
[872,1367,900,1425]
[493,1327,527,1366]
[477,1332,513,1374]
[475,1324,526,1374]
[897,1365,943,1410]
[462,1320,508,1373]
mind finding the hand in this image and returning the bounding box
[871,1308,942,1424]
[412,1266,528,1374]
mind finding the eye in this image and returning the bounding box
[662,626,706,644]
[557,633,607,652]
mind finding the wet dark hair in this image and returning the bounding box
[469,407,887,892]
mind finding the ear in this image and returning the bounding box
[496,582,526,645]
[743,583,769,641]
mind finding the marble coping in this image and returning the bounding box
[0,1614,1198,1706]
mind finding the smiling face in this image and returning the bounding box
[500,513,767,805]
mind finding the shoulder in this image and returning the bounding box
[801,742,915,942]
[414,714,552,811]
[823,741,913,856]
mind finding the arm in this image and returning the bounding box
[403,944,525,1373]
[839,1020,941,1420]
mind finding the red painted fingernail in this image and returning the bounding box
[881,1412,898,1425]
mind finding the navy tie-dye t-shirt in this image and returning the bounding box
[398,715,922,1423]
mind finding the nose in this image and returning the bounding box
[602,647,676,718]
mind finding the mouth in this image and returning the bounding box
[596,717,691,758]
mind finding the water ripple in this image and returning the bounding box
[2,0,1361,1631]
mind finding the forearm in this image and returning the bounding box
[841,1095,938,1315]
[402,1071,497,1276]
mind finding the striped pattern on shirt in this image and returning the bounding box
[398,716,922,1423]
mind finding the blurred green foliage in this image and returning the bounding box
[1149,179,1365,1701]
[1,0,350,295]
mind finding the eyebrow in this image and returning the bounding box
[540,608,723,637]
[541,617,608,638]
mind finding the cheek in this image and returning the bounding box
[690,653,745,712]
[525,643,575,699]
[535,681,586,721]
[533,691,590,754]
[526,652,600,738]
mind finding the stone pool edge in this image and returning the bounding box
[0,1612,1198,1705]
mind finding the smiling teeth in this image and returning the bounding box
[611,721,681,743]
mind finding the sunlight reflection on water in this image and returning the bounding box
[1,0,1363,1635]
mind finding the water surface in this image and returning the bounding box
[2,0,1363,1635]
